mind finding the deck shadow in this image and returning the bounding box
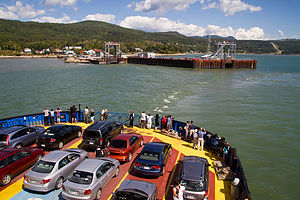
[164,163,181,200]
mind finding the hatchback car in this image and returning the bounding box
[23,148,88,192]
[108,133,143,162]
[0,125,45,148]
[82,121,123,148]
[0,147,44,186]
[62,157,120,200]
[134,142,172,176]
[37,125,82,149]
[177,156,210,200]
[111,179,157,200]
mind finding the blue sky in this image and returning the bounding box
[0,0,299,40]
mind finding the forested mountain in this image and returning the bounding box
[0,19,299,54]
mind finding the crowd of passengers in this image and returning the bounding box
[42,106,232,165]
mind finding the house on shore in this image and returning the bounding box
[23,48,32,54]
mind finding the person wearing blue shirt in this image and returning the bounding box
[198,128,206,151]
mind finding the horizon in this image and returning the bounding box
[0,0,299,40]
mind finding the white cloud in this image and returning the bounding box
[119,16,266,40]
[202,0,262,16]
[1,1,45,19]
[129,0,199,15]
[278,30,284,36]
[45,0,77,7]
[83,13,116,23]
[32,13,76,23]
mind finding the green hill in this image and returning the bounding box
[0,19,299,54]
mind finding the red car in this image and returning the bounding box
[108,133,143,162]
[0,147,44,186]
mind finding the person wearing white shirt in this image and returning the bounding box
[140,111,147,129]
[146,114,153,129]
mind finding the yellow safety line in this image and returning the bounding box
[0,139,83,200]
[163,152,181,200]
[108,136,155,200]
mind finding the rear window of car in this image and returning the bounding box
[180,179,205,192]
[139,151,160,161]
[84,130,100,138]
[110,139,127,148]
[0,134,7,141]
[112,191,148,200]
[32,160,55,173]
[42,128,59,136]
[69,170,93,185]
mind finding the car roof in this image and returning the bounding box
[47,125,66,129]
[41,150,70,162]
[118,179,156,197]
[114,133,137,141]
[85,121,114,131]
[0,126,26,135]
[75,159,105,173]
[0,148,18,158]
[181,156,208,181]
[143,142,167,153]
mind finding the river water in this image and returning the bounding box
[0,55,299,199]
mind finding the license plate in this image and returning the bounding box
[41,144,45,147]
[89,142,94,145]
[186,195,195,199]
[144,166,150,170]
[69,190,78,195]
[30,180,37,184]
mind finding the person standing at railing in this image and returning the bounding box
[140,111,147,129]
[154,114,160,131]
[55,108,62,123]
[146,114,153,129]
[71,105,77,123]
[198,128,206,151]
[50,109,55,125]
[43,108,49,126]
[84,106,89,124]
[129,110,134,128]
[90,109,95,123]
[101,108,105,121]
[104,109,108,121]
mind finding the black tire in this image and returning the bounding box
[1,174,11,186]
[58,141,64,149]
[15,143,22,149]
[114,167,119,177]
[95,188,102,200]
[36,154,43,162]
[55,177,64,190]
[77,130,82,138]
[128,152,132,162]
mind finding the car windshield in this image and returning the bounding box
[0,134,7,141]
[112,190,148,200]
[181,179,204,192]
[42,128,59,136]
[32,160,55,173]
[110,139,127,148]
[69,170,93,185]
[139,151,160,161]
[84,130,100,138]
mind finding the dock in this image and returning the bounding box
[127,57,257,69]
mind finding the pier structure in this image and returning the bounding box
[127,57,257,69]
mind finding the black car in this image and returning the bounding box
[177,156,210,200]
[0,125,45,148]
[134,142,172,176]
[37,125,82,149]
[82,121,123,148]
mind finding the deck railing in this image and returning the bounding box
[0,111,250,199]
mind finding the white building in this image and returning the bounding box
[23,48,32,54]
[137,52,155,58]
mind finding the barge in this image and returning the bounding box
[0,111,251,200]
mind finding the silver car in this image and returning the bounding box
[62,157,120,200]
[23,148,88,192]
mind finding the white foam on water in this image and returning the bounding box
[163,105,168,108]
[164,99,170,103]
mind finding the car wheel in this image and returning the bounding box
[95,188,102,200]
[162,166,165,176]
[36,154,43,162]
[128,153,132,162]
[1,174,11,186]
[15,143,22,149]
[77,130,82,138]
[58,141,64,149]
[140,139,143,147]
[114,167,119,177]
[55,177,64,190]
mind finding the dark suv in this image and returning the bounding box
[0,126,45,148]
[82,121,123,148]
[177,156,210,200]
